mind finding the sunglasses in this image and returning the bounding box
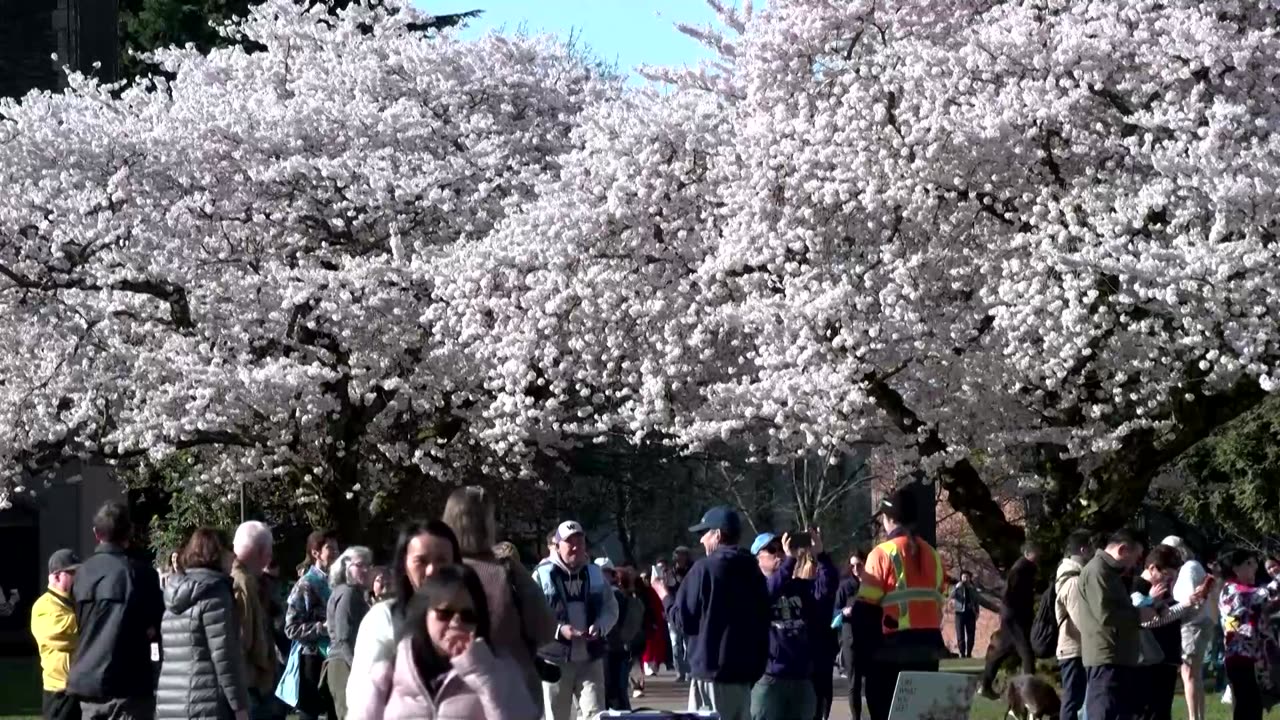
[432,606,479,626]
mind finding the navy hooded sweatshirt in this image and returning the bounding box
[675,545,770,684]
[764,554,839,679]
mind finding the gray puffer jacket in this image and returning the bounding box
[157,568,250,719]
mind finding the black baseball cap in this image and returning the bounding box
[690,506,742,535]
[48,549,81,574]
[876,488,918,526]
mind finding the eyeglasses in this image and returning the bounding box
[432,606,478,626]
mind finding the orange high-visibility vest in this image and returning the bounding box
[855,533,945,633]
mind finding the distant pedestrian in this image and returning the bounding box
[31,549,81,720]
[598,560,645,711]
[1162,537,1216,720]
[951,570,979,659]
[533,520,619,720]
[156,527,250,720]
[834,549,865,720]
[1216,549,1280,720]
[852,489,946,720]
[662,547,694,680]
[68,501,164,720]
[1055,530,1095,720]
[792,532,840,720]
[1132,544,1203,720]
[444,485,557,714]
[749,530,837,720]
[369,567,389,604]
[283,530,340,720]
[326,546,373,720]
[346,520,462,720]
[1077,529,1149,720]
[633,572,666,699]
[231,521,277,720]
[981,543,1041,698]
[676,506,770,720]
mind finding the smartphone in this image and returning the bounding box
[790,532,812,548]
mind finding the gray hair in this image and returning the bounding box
[330,546,373,587]
[233,521,273,558]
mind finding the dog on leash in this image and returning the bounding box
[1005,674,1062,720]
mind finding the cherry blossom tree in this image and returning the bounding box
[471,0,1280,568]
[692,0,1280,566]
[4,0,1279,569]
[0,0,611,535]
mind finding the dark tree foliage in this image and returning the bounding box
[118,0,481,80]
[1157,393,1280,547]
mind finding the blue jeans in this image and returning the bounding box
[751,676,817,720]
[671,626,690,677]
[1060,658,1087,720]
[605,651,633,710]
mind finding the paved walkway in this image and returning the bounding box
[619,672,861,719]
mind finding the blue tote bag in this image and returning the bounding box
[275,642,303,708]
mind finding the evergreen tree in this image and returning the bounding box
[118,0,480,79]
[1159,395,1280,546]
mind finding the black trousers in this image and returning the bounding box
[847,669,865,720]
[1086,664,1138,720]
[295,652,335,720]
[865,658,939,720]
[43,691,81,720]
[982,616,1035,689]
[813,664,834,720]
[955,612,977,658]
[1134,664,1178,720]
[605,650,633,711]
[1226,658,1263,720]
[1059,658,1087,720]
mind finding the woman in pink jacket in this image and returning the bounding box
[360,563,537,720]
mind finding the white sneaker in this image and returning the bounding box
[644,666,656,677]
[632,689,645,698]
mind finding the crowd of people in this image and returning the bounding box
[25,486,931,720]
[26,485,1280,720]
[973,529,1280,720]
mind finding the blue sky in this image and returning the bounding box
[417,1,723,76]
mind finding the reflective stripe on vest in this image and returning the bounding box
[878,537,944,632]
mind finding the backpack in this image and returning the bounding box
[1031,570,1079,659]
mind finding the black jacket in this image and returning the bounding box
[68,543,164,700]
[673,545,770,684]
[834,576,861,651]
[1002,557,1038,624]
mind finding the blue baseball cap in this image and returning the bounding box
[689,506,742,535]
[750,533,778,556]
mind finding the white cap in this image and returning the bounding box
[1161,536,1189,559]
[594,557,616,571]
[555,521,585,543]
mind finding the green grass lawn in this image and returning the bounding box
[939,659,1234,720]
[0,657,42,719]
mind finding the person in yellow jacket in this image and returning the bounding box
[852,488,946,720]
[31,549,82,720]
